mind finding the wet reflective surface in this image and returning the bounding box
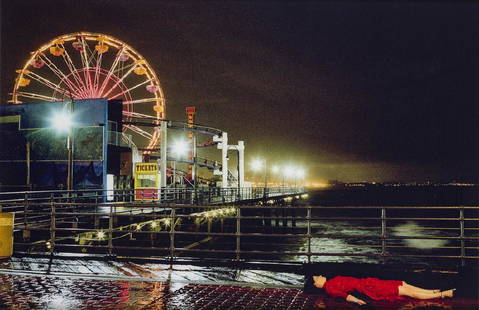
[0,257,304,286]
[0,273,478,309]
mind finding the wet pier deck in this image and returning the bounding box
[0,257,477,309]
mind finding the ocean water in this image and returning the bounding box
[232,185,479,266]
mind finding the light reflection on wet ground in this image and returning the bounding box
[0,273,477,309]
[0,257,304,287]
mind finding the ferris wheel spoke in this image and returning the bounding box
[39,54,84,96]
[92,53,103,96]
[124,124,153,139]
[108,79,153,100]
[78,37,90,69]
[85,43,98,65]
[122,97,159,105]
[122,111,157,119]
[146,131,161,149]
[79,36,94,97]
[101,64,137,98]
[15,91,62,102]
[97,47,125,95]
[61,47,89,95]
[24,71,81,98]
[112,62,136,75]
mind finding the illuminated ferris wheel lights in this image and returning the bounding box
[17,77,31,87]
[49,46,64,56]
[31,58,45,68]
[12,32,166,151]
[72,41,84,51]
[146,84,159,93]
[134,66,147,75]
[95,43,109,54]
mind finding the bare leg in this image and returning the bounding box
[399,285,454,299]
[402,282,440,294]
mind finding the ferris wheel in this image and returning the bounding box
[10,32,165,150]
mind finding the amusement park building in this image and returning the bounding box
[0,99,135,191]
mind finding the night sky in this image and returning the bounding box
[1,1,478,183]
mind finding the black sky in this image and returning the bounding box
[1,0,478,182]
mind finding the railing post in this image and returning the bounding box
[24,192,28,237]
[169,208,176,262]
[236,206,241,261]
[307,205,312,264]
[50,197,55,254]
[459,208,465,267]
[381,208,387,261]
[108,204,113,256]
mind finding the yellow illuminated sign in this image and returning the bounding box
[134,163,159,201]
[135,163,158,173]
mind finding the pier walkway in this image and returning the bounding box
[0,257,477,309]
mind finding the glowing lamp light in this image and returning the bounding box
[52,111,73,131]
[97,231,105,240]
[294,168,306,179]
[283,166,294,177]
[251,158,264,171]
[272,166,280,174]
[172,139,189,158]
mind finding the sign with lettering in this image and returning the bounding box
[134,163,159,201]
[135,163,158,173]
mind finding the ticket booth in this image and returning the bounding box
[134,163,159,200]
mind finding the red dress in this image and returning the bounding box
[323,276,404,301]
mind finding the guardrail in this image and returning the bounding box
[0,187,305,205]
[1,199,477,267]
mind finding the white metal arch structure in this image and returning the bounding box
[10,32,165,150]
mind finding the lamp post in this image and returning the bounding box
[52,102,74,190]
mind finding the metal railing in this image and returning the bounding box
[1,197,477,267]
[0,187,305,205]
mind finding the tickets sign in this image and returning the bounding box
[135,163,158,173]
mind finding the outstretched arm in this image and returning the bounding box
[346,295,366,305]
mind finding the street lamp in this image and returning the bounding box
[171,139,189,185]
[52,106,74,191]
[52,112,72,131]
[251,158,267,188]
[293,168,305,186]
[283,165,294,187]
